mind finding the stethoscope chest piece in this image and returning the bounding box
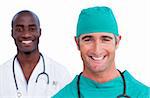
[17,91,22,98]
[117,94,130,98]
[13,53,49,98]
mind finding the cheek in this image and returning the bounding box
[12,33,18,39]
[35,34,41,40]
[79,44,90,55]
[36,32,41,37]
[105,45,116,56]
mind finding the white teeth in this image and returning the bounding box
[91,56,104,60]
[22,40,32,44]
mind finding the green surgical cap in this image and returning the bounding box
[76,6,119,38]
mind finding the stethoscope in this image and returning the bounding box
[77,70,130,98]
[12,53,49,98]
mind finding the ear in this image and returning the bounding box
[74,36,80,50]
[115,35,121,49]
[38,28,41,37]
[11,29,14,38]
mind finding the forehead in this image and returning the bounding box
[13,12,39,26]
[79,32,115,38]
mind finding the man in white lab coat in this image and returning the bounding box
[0,10,71,98]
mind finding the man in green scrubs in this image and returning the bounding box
[52,6,150,98]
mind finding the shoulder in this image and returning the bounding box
[42,54,72,89]
[0,57,15,82]
[52,76,78,98]
[43,54,68,72]
[0,57,14,71]
[124,70,150,96]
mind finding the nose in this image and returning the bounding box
[23,32,32,38]
[21,30,32,39]
[92,40,104,55]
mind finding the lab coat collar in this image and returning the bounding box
[14,55,43,87]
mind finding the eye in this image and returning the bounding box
[29,27,36,32]
[102,38,111,41]
[83,38,92,41]
[81,36,93,42]
[15,27,23,32]
[101,36,113,42]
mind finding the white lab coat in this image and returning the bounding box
[0,54,71,98]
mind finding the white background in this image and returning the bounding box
[0,0,150,86]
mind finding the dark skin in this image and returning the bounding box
[11,11,41,83]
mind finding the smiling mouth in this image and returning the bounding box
[22,40,33,44]
[90,55,106,61]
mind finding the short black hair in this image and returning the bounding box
[11,10,40,28]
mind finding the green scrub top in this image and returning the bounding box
[52,70,150,98]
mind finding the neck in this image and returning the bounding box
[82,65,120,83]
[17,50,40,67]
[16,50,41,82]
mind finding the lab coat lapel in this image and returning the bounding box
[27,55,48,96]
[15,58,27,95]
[28,56,43,83]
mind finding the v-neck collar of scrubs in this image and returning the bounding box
[76,70,131,90]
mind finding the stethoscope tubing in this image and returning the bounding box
[77,70,130,98]
[12,53,49,92]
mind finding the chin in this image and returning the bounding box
[24,51,32,55]
[21,48,36,55]
[89,65,107,73]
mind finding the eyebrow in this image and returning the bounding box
[101,35,113,39]
[81,35,92,40]
[15,24,24,27]
[29,24,37,27]
[81,35,113,40]
[15,24,37,28]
